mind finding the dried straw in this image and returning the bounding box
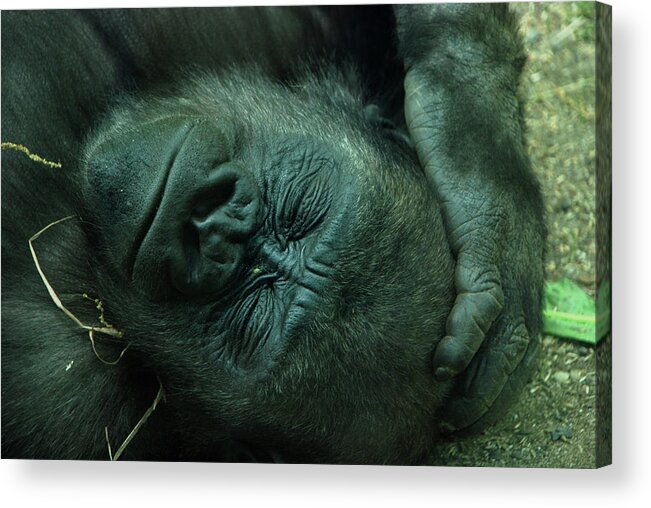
[105,378,165,461]
[29,216,128,364]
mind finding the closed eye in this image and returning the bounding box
[273,147,336,242]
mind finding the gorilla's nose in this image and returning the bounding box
[191,164,261,245]
[171,163,262,296]
[128,121,263,299]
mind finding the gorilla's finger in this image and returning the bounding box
[459,334,540,434]
[402,69,443,172]
[432,256,504,381]
[438,319,530,433]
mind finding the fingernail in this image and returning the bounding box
[435,367,452,381]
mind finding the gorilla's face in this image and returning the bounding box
[80,69,455,462]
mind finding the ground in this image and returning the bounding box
[427,2,608,469]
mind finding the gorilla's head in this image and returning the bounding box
[80,67,455,463]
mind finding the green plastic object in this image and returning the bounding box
[542,279,611,345]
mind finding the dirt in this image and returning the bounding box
[426,2,608,469]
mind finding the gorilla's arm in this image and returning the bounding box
[394,4,545,432]
[78,7,340,85]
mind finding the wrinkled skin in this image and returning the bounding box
[1,5,544,463]
[396,4,545,433]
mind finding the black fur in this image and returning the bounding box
[1,5,544,463]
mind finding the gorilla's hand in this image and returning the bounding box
[395,4,545,433]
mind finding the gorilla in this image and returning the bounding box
[1,4,544,464]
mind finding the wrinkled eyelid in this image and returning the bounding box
[277,176,332,240]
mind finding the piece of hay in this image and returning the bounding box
[1,141,63,168]
[83,293,118,330]
[87,329,129,365]
[83,294,129,365]
[29,216,129,364]
[105,378,165,461]
[30,216,163,459]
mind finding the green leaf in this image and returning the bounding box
[542,279,610,344]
